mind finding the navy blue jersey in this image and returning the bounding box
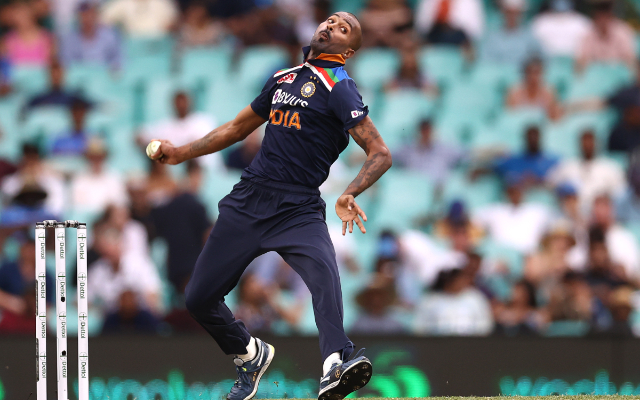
[245,47,369,188]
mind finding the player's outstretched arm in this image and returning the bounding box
[153,105,266,165]
[337,116,392,235]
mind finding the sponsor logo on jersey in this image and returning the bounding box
[277,73,297,84]
[351,110,364,118]
[301,82,316,98]
[272,89,308,107]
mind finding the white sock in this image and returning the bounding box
[323,351,341,375]
[238,337,257,362]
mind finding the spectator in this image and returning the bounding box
[101,290,160,334]
[555,183,586,230]
[480,0,542,66]
[608,97,640,153]
[592,285,635,337]
[127,178,156,242]
[393,119,465,184]
[584,227,628,290]
[249,252,308,302]
[49,99,92,157]
[138,91,223,169]
[415,0,484,40]
[591,194,640,280]
[433,200,484,247]
[60,1,122,70]
[234,272,302,333]
[616,157,640,225]
[2,2,53,67]
[548,130,626,213]
[70,138,128,213]
[494,280,546,336]
[101,0,178,38]
[0,55,12,96]
[414,268,494,335]
[547,271,593,323]
[0,179,58,228]
[494,126,559,186]
[2,144,65,216]
[96,204,151,261]
[524,222,580,296]
[359,0,413,49]
[88,227,162,315]
[474,180,552,253]
[531,0,591,58]
[506,58,562,120]
[24,61,92,112]
[178,2,226,49]
[0,237,47,333]
[424,18,471,48]
[384,45,437,95]
[225,129,262,172]
[350,274,407,334]
[151,161,213,293]
[576,0,636,71]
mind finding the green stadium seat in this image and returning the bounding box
[544,320,590,337]
[143,77,194,123]
[441,81,500,127]
[203,78,254,124]
[419,46,465,89]
[565,63,633,100]
[22,106,70,141]
[65,63,117,101]
[179,46,233,88]
[331,0,366,14]
[377,89,434,149]
[471,108,547,152]
[199,170,242,218]
[468,61,520,93]
[235,45,289,93]
[441,171,502,212]
[351,47,400,92]
[525,188,557,209]
[544,57,574,99]
[372,169,435,229]
[122,37,174,85]
[12,65,48,95]
[543,111,616,158]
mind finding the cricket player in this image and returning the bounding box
[151,11,392,400]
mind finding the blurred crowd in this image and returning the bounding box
[1,0,640,339]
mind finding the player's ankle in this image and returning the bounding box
[237,337,258,362]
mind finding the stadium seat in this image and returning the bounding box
[371,169,435,229]
[544,321,590,337]
[377,89,434,149]
[21,106,71,141]
[199,170,242,218]
[143,77,195,123]
[178,46,233,88]
[65,63,117,101]
[472,108,547,152]
[11,65,48,95]
[544,57,574,99]
[419,46,465,89]
[202,78,254,124]
[468,61,520,94]
[440,81,500,127]
[543,111,616,158]
[234,45,289,93]
[122,36,174,86]
[565,63,633,100]
[441,171,503,212]
[351,47,400,92]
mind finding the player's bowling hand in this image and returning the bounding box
[336,195,367,235]
[151,139,181,165]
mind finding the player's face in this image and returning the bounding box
[310,13,358,59]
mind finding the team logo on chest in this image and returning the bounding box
[301,82,316,98]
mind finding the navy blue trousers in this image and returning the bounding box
[184,177,354,360]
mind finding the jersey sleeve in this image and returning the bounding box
[328,79,369,131]
[250,75,277,120]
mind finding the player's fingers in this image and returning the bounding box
[342,221,347,236]
[354,216,366,234]
[349,219,354,233]
[357,206,368,222]
[348,197,356,211]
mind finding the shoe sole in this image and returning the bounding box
[318,358,373,400]
[242,344,275,400]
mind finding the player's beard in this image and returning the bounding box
[310,30,331,53]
